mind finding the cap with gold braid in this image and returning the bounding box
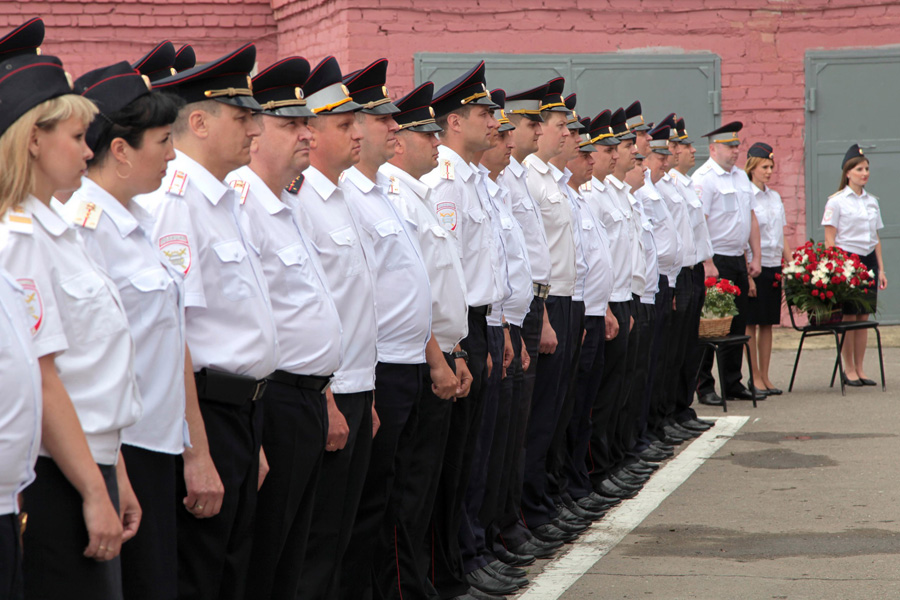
[174,44,196,73]
[76,61,155,150]
[540,77,568,113]
[577,117,597,152]
[153,43,261,110]
[132,41,176,82]
[588,110,620,147]
[504,83,546,122]
[394,82,441,133]
[343,58,399,115]
[303,56,361,115]
[252,57,314,119]
[702,120,742,146]
[0,54,75,137]
[648,122,672,155]
[0,17,44,61]
[674,117,693,145]
[431,61,498,119]
[491,89,515,133]
[564,93,581,130]
[610,107,636,141]
[657,112,679,141]
[624,100,652,132]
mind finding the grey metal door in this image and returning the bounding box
[415,52,720,165]
[806,48,900,323]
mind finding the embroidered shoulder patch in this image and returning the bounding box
[229,180,250,205]
[71,200,102,229]
[159,233,192,275]
[439,159,455,181]
[388,176,400,195]
[17,278,43,335]
[4,207,33,235]
[167,170,188,196]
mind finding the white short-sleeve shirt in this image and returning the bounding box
[523,154,576,297]
[422,145,503,308]
[342,166,432,364]
[483,175,531,326]
[670,168,713,264]
[635,175,681,289]
[588,176,634,302]
[821,186,883,257]
[657,171,694,271]
[67,178,187,455]
[228,165,343,378]
[752,184,787,268]
[692,157,755,257]
[381,162,468,353]
[137,151,279,381]
[569,185,613,316]
[502,156,551,286]
[2,197,142,465]
[0,267,42,515]
[293,166,377,394]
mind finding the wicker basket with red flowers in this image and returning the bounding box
[699,277,741,338]
[781,241,874,324]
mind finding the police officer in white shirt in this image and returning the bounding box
[693,121,763,404]
[0,267,41,600]
[225,57,342,599]
[339,59,439,600]
[70,60,222,600]
[496,82,558,561]
[422,61,507,600]
[667,118,716,429]
[288,57,377,600]
[0,54,142,600]
[380,81,474,599]
[138,44,279,600]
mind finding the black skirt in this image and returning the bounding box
[842,250,878,315]
[746,265,783,325]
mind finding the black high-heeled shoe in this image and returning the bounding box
[842,375,864,387]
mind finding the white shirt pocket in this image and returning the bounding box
[718,183,738,212]
[374,218,415,273]
[328,225,363,278]
[429,225,453,270]
[212,240,257,302]
[59,270,126,344]
[124,268,177,330]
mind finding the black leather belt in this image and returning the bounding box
[267,370,332,393]
[533,282,551,299]
[195,368,267,407]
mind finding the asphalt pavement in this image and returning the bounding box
[516,327,900,600]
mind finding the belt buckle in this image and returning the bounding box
[320,378,332,394]
[251,380,267,402]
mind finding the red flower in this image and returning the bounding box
[851,277,859,286]
[774,273,782,281]
[812,289,819,297]
[705,277,716,288]
[825,291,834,298]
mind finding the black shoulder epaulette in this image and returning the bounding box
[285,174,304,195]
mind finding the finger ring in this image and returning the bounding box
[196,504,204,510]
[99,545,107,550]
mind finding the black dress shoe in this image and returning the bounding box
[588,491,621,507]
[465,568,518,596]
[465,588,504,600]
[695,417,715,427]
[679,419,711,432]
[483,563,529,589]
[509,539,558,558]
[527,534,564,551]
[607,474,643,492]
[552,517,588,534]
[636,458,661,470]
[624,463,654,475]
[597,479,637,499]
[698,392,724,406]
[556,505,590,526]
[841,375,863,387]
[651,440,675,452]
[640,448,669,462]
[489,560,527,579]
[662,424,692,441]
[494,545,535,567]
[670,422,701,438]
[764,387,783,395]
[531,523,577,543]
[860,378,877,386]
[728,387,765,400]
[614,469,648,484]
[566,501,605,521]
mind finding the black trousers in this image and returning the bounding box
[460,325,504,574]
[628,301,656,453]
[547,299,586,504]
[247,381,326,600]
[567,314,605,500]
[376,355,456,600]
[521,295,573,528]
[299,391,373,600]
[24,457,121,600]
[589,299,631,487]
[643,278,673,443]
[0,514,23,600]
[698,255,750,396]
[674,265,706,422]
[121,445,177,600]
[176,397,262,600]
[342,362,425,599]
[658,267,696,426]
[430,307,488,599]
[496,298,543,548]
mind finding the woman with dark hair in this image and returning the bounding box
[744,142,791,395]
[65,62,223,600]
[0,54,143,599]
[821,144,888,386]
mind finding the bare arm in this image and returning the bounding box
[748,211,762,277]
[824,225,837,249]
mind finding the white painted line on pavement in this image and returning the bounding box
[516,415,749,600]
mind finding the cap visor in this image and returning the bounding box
[471,97,499,108]
[616,132,636,141]
[632,123,652,132]
[407,123,443,133]
[361,101,401,115]
[677,137,694,145]
[596,138,621,147]
[498,123,515,133]
[320,99,363,114]
[522,113,544,122]
[215,96,262,111]
[722,140,740,146]
[634,153,645,160]
[263,105,317,118]
[652,148,672,155]
[543,106,570,113]
[579,144,597,152]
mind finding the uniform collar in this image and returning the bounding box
[591,176,607,192]
[548,162,566,184]
[704,157,734,177]
[524,153,550,175]
[438,145,474,182]
[506,155,525,177]
[27,196,69,237]
[669,168,692,186]
[379,162,431,201]
[640,178,662,200]
[843,186,868,200]
[605,174,626,191]
[173,150,231,206]
[303,165,340,202]
[484,174,501,199]
[344,166,378,194]
[77,177,141,238]
[232,165,289,215]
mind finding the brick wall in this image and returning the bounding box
[272,0,900,249]
[0,1,277,79]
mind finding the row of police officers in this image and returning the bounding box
[0,16,770,600]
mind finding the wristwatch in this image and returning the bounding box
[502,322,510,330]
[451,350,469,364]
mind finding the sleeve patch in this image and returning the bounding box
[436,201,457,231]
[17,278,43,335]
[159,233,192,275]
